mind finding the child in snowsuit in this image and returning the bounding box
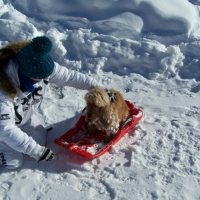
[0,36,100,169]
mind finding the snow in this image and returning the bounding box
[0,0,200,199]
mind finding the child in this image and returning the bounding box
[0,36,101,169]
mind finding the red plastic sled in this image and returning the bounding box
[54,101,143,158]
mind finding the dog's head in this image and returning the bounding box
[84,88,110,122]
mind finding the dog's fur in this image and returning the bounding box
[84,88,129,139]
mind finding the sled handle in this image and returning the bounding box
[82,107,86,113]
[120,110,143,130]
[120,117,133,130]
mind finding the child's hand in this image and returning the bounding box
[38,148,54,162]
[29,144,54,162]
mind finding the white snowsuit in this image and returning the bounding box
[0,60,99,169]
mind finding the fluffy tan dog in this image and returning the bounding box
[84,88,129,141]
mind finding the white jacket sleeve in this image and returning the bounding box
[0,101,43,157]
[49,62,101,90]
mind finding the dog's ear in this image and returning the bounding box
[99,106,112,128]
[85,88,110,107]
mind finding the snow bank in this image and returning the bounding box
[2,0,199,37]
[3,0,198,35]
[1,0,200,81]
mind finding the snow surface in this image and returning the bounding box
[0,0,200,199]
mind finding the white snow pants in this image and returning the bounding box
[0,115,47,169]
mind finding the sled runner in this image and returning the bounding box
[54,101,143,158]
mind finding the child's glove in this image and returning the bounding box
[29,144,54,162]
[38,148,54,162]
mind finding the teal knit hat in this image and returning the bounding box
[16,36,54,79]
